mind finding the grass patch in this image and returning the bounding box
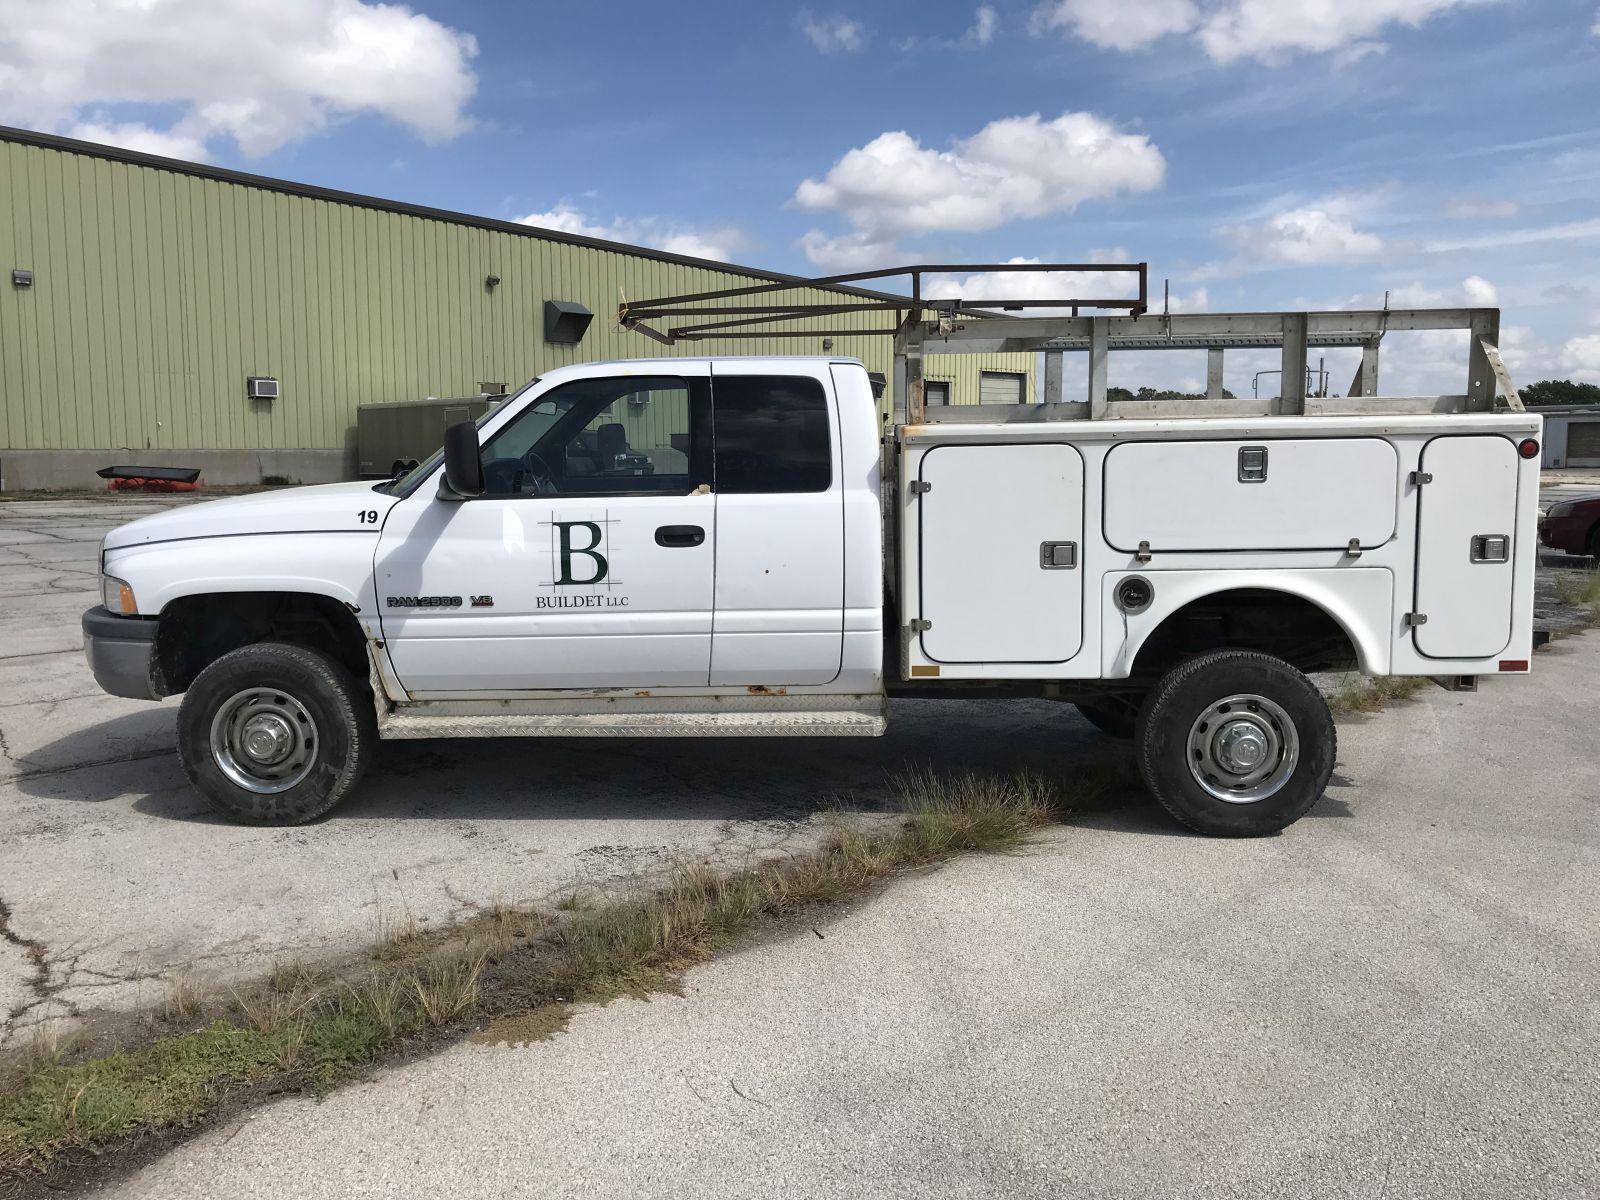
[1553,569,1600,626]
[370,907,427,963]
[1328,673,1429,716]
[159,974,203,1024]
[0,759,1137,1180]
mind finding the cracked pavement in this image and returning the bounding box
[0,497,1118,1047]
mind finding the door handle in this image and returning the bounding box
[655,524,705,548]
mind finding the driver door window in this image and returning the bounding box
[480,376,709,497]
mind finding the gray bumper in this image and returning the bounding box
[82,606,162,700]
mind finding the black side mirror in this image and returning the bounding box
[440,420,484,499]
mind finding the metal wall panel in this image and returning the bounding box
[0,137,1033,454]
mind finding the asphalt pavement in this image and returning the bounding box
[110,628,1600,1199]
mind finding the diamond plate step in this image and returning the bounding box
[377,697,887,740]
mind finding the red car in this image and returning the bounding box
[1540,493,1600,558]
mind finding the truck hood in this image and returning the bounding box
[102,481,401,550]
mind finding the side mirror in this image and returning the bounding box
[440,420,484,499]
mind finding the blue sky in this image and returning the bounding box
[3,0,1598,393]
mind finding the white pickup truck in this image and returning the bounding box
[83,335,1542,836]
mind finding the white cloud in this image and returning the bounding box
[1559,326,1600,383]
[1029,0,1198,50]
[1444,198,1520,220]
[1593,6,1600,36]
[1384,276,1497,307]
[1219,201,1383,266]
[1032,0,1494,63]
[800,11,866,53]
[797,230,901,272]
[1463,274,1498,306]
[923,256,1145,313]
[967,5,999,45]
[0,0,477,159]
[1197,0,1493,64]
[1424,218,1600,253]
[795,112,1164,248]
[65,119,212,162]
[517,205,747,264]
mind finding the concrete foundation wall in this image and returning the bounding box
[0,448,353,491]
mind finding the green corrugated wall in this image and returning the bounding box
[0,136,1033,457]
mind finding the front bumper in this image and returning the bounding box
[82,606,162,700]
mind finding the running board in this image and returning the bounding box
[376,694,888,739]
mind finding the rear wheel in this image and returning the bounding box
[177,642,375,825]
[1135,650,1335,837]
[1587,522,1600,560]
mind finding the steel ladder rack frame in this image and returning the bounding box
[615,262,1524,425]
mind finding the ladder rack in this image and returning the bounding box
[616,263,1523,424]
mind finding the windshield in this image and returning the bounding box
[375,381,537,498]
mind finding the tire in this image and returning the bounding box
[177,642,376,825]
[1074,700,1138,740]
[1135,650,1335,837]
[1587,523,1600,560]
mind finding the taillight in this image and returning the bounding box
[1518,438,1540,459]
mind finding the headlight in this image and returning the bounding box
[1544,501,1574,519]
[101,574,138,614]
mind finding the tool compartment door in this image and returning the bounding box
[1102,437,1397,552]
[1413,435,1518,659]
[918,443,1084,663]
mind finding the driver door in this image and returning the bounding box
[375,366,716,694]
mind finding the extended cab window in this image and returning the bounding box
[713,375,831,494]
[480,376,710,497]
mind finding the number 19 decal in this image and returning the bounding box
[358,509,379,524]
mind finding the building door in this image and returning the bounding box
[375,368,717,693]
[924,380,951,406]
[1567,418,1600,467]
[708,363,845,685]
[979,370,1025,405]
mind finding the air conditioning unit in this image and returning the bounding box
[246,376,279,400]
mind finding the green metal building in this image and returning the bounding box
[0,125,1034,490]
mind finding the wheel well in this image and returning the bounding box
[1130,588,1359,680]
[155,592,370,696]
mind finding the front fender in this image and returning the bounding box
[1101,568,1394,679]
[104,533,382,629]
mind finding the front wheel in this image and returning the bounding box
[177,642,376,825]
[1135,650,1335,837]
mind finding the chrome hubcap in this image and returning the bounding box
[241,713,294,765]
[210,689,318,794]
[1186,693,1298,804]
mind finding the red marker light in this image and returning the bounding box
[1518,438,1540,459]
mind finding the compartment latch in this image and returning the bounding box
[1470,533,1509,563]
[1039,541,1078,570]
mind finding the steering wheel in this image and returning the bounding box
[516,447,557,495]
